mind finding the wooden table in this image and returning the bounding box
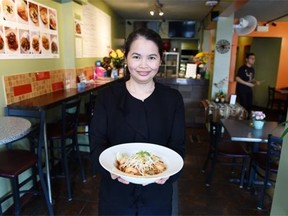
[220,119,283,143]
[220,119,284,187]
[276,89,288,95]
[4,78,119,203]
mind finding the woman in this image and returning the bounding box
[90,28,185,215]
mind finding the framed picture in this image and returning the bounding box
[74,19,82,36]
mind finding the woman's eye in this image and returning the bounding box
[132,55,140,60]
[149,56,156,60]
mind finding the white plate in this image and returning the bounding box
[31,35,40,53]
[20,31,30,53]
[99,143,184,185]
[2,0,16,21]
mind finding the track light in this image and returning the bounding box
[205,0,218,6]
[149,0,164,16]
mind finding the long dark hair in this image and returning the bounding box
[124,28,164,58]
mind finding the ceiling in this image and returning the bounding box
[100,0,288,24]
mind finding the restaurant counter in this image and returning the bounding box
[155,78,209,126]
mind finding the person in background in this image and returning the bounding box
[236,52,260,116]
[89,28,186,215]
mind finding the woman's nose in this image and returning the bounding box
[139,58,148,67]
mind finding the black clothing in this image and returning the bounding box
[236,64,255,114]
[89,80,186,215]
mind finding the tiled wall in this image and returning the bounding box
[3,66,94,105]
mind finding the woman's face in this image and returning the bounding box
[126,36,161,83]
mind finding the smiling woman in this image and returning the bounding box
[90,28,185,215]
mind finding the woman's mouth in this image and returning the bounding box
[137,71,150,76]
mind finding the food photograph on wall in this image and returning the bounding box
[0,0,59,59]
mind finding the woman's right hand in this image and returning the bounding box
[110,173,130,184]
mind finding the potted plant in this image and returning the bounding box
[251,111,266,129]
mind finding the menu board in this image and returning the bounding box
[81,3,111,58]
[0,0,59,59]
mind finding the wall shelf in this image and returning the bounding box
[158,52,179,78]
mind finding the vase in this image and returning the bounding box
[253,120,264,129]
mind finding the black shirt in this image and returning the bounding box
[89,80,186,211]
[236,64,255,93]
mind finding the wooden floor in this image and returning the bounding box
[6,106,282,215]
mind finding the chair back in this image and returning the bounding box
[267,86,276,108]
[268,86,275,99]
[61,98,81,137]
[266,134,283,172]
[209,120,222,148]
[85,92,97,120]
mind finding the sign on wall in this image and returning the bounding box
[0,0,59,59]
[81,3,111,58]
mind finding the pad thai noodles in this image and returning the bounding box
[116,150,166,176]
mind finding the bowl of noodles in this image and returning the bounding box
[99,143,184,185]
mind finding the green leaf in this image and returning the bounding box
[279,121,288,139]
[137,151,150,157]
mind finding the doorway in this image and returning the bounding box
[246,37,281,107]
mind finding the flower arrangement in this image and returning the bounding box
[251,111,266,121]
[213,77,228,103]
[109,49,125,69]
[193,52,213,65]
[193,52,214,79]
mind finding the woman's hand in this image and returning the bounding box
[155,177,169,185]
[110,173,130,184]
[111,174,169,185]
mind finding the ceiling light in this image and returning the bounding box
[150,0,164,16]
[205,0,218,7]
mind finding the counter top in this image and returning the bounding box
[155,77,209,85]
[6,78,119,110]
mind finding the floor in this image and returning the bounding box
[5,106,281,216]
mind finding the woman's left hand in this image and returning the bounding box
[110,173,130,184]
[155,177,169,185]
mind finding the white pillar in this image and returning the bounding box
[211,15,234,99]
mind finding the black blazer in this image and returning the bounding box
[90,79,186,211]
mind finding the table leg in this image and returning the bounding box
[41,112,53,204]
[43,123,52,203]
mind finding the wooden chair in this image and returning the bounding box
[248,134,282,210]
[77,91,98,177]
[46,98,85,201]
[202,120,249,188]
[0,111,54,216]
[267,86,286,111]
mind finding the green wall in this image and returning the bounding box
[251,37,281,107]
